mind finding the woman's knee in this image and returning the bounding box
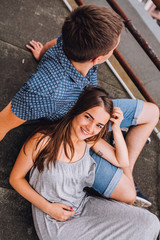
[127,189,136,205]
[138,102,159,125]
[121,188,136,205]
[149,103,159,124]
[110,179,136,204]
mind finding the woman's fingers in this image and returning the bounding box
[57,203,75,217]
[49,202,75,221]
[112,107,123,120]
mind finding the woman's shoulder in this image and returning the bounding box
[24,133,50,156]
[33,133,50,147]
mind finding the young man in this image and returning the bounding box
[0,5,159,206]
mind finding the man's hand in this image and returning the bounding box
[47,202,76,221]
[26,40,44,61]
[26,38,57,61]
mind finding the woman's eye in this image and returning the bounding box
[85,115,90,120]
[97,124,103,129]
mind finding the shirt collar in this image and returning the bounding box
[56,35,98,89]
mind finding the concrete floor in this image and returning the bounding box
[0,0,159,239]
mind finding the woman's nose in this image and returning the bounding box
[86,122,94,133]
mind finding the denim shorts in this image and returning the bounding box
[91,99,144,197]
[110,98,144,130]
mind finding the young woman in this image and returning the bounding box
[9,86,159,240]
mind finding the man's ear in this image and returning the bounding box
[92,56,101,65]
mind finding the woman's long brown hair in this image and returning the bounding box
[25,86,113,172]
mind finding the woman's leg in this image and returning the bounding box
[109,170,136,204]
[32,197,160,240]
[91,149,136,204]
[125,102,159,170]
[112,99,159,171]
[110,100,159,204]
[91,149,123,197]
[63,197,160,240]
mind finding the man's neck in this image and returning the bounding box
[70,60,94,77]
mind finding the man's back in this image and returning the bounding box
[11,35,97,121]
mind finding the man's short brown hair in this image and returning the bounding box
[62,4,124,62]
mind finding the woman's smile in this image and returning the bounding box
[71,106,111,141]
[80,127,89,135]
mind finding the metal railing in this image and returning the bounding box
[106,0,160,71]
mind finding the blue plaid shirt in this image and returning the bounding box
[11,35,97,121]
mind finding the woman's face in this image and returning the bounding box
[71,106,110,141]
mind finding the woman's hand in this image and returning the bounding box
[47,203,76,221]
[110,107,123,129]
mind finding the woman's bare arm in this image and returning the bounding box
[91,107,129,168]
[9,133,75,221]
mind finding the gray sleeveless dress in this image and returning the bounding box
[29,144,160,240]
[29,144,96,239]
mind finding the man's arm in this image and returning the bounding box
[0,102,26,141]
[26,38,57,61]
